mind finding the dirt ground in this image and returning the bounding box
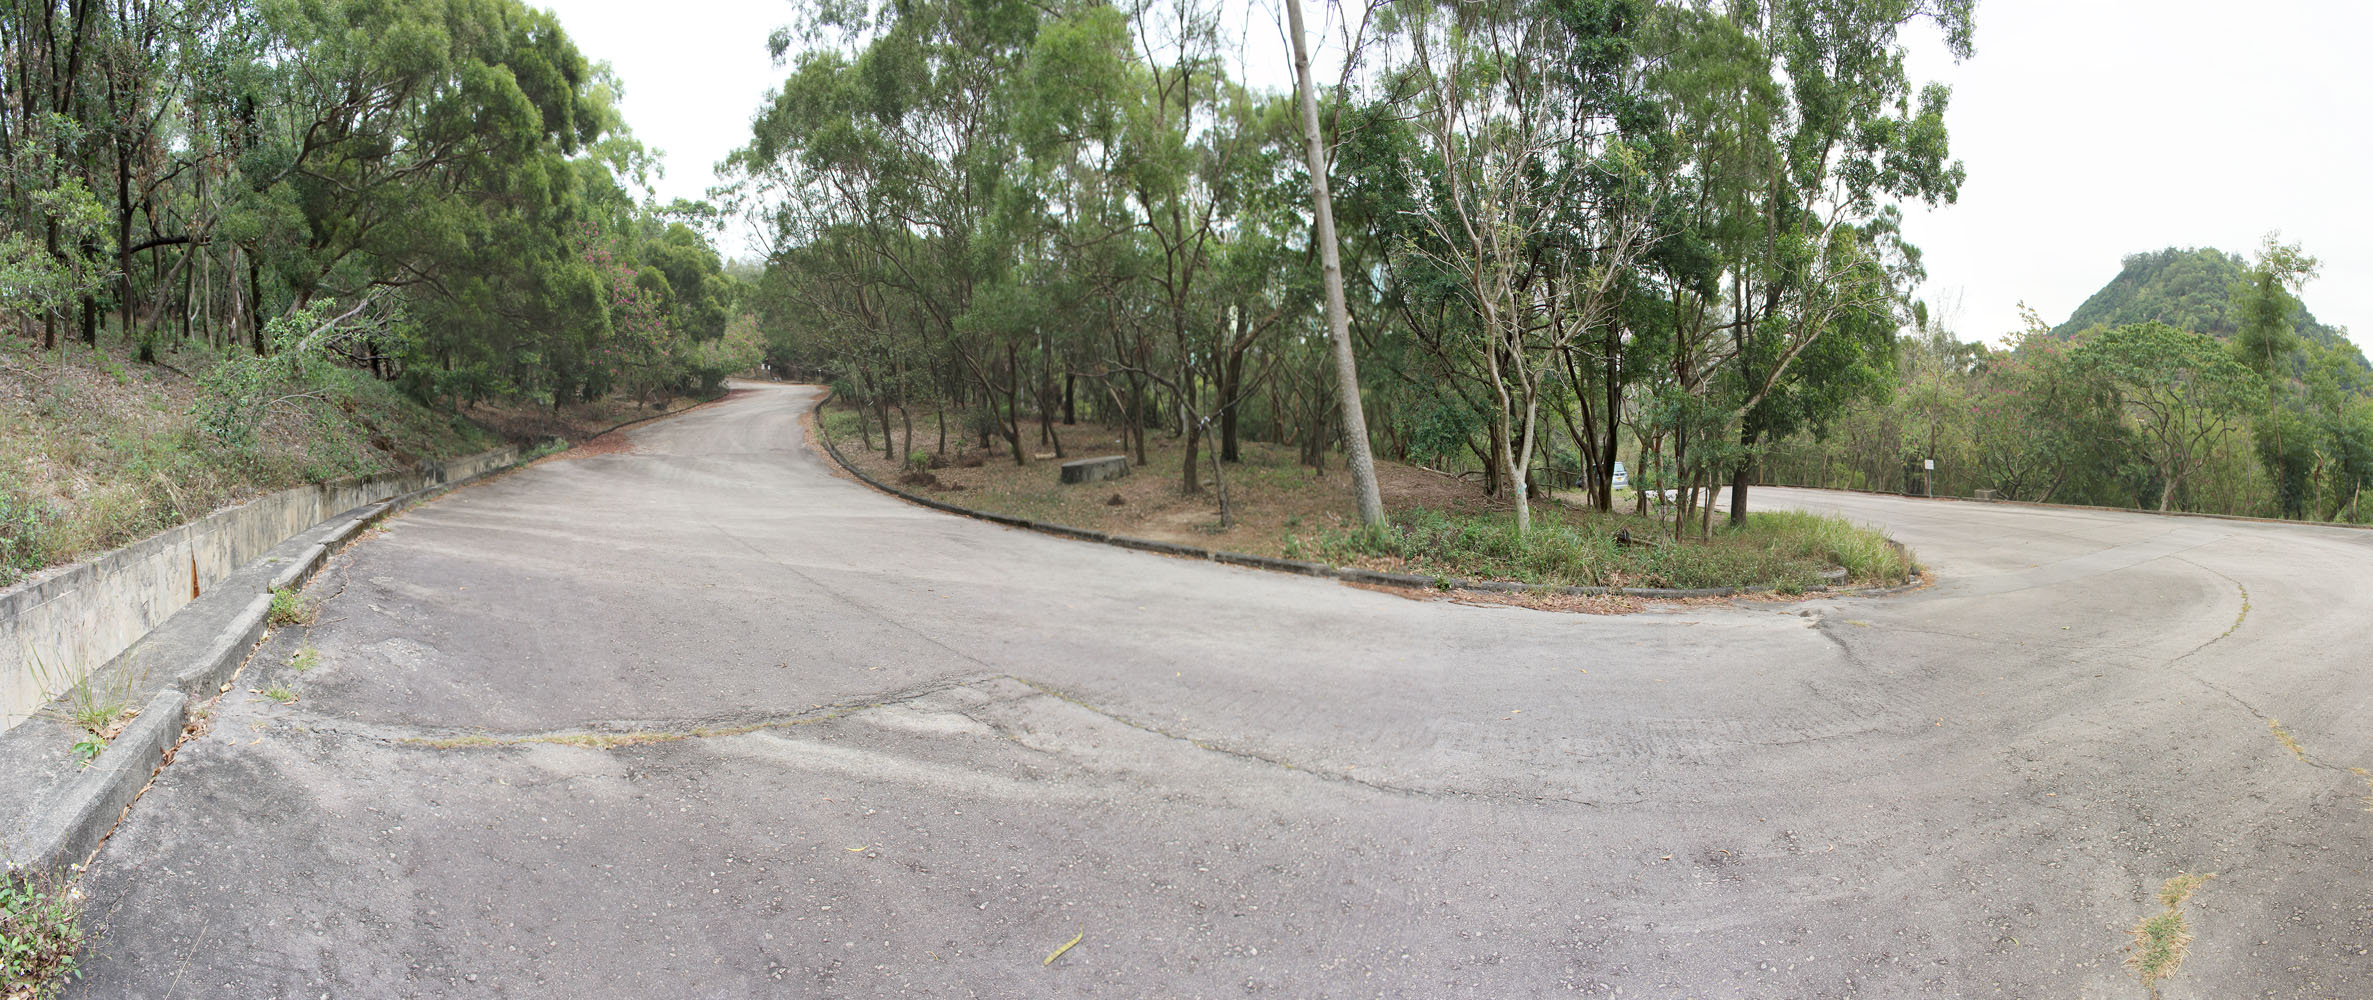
[817,403,1545,556]
[461,395,671,447]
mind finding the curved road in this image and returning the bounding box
[73,383,2370,998]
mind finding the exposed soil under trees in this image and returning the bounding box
[814,401,1914,591]
[818,402,1497,551]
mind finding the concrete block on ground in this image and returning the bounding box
[1059,455,1132,485]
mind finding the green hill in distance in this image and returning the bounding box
[2051,246,2368,369]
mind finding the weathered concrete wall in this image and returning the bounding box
[0,446,516,730]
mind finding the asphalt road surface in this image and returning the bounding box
[70,383,2371,998]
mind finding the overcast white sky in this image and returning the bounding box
[538,0,2373,355]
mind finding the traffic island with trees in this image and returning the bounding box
[746,0,2372,557]
[742,0,1962,589]
[815,402,1916,594]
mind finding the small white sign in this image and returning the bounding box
[1923,459,1935,470]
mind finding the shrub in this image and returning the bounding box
[0,870,84,998]
[1301,506,1910,590]
[0,481,54,586]
[267,587,318,626]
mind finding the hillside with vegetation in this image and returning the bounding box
[1761,239,2373,521]
[2053,247,2366,368]
[0,0,764,586]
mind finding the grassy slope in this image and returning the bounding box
[819,404,1914,591]
[0,336,693,587]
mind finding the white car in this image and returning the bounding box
[1577,462,1630,490]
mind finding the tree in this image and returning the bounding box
[1285,0,1384,526]
[1382,0,1661,535]
[2229,233,2320,517]
[1709,0,1971,524]
[2074,322,2260,511]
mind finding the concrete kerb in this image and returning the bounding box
[7,686,188,879]
[3,446,530,878]
[806,394,1898,602]
[171,594,270,698]
[1770,482,2373,531]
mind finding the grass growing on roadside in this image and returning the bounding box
[261,684,298,705]
[2128,872,2214,998]
[289,646,320,672]
[817,401,1916,593]
[1291,507,1912,591]
[266,587,317,627]
[24,647,144,754]
[1,869,85,999]
[1,337,496,586]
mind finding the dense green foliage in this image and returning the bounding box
[1291,507,1912,590]
[737,0,1972,540]
[0,0,758,426]
[1,869,83,998]
[1763,245,2373,521]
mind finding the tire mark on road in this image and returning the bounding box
[2160,559,2368,814]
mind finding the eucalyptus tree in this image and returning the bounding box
[1284,0,1385,524]
[737,0,1044,460]
[1686,0,1971,524]
[1381,0,1662,535]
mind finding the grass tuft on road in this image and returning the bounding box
[2128,872,2214,998]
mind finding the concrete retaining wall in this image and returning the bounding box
[0,446,516,731]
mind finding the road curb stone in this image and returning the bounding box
[806,394,1902,603]
[3,446,540,876]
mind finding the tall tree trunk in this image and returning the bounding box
[1219,344,1244,463]
[1600,325,1623,512]
[1180,414,1201,496]
[1128,374,1148,465]
[1728,418,1757,527]
[247,251,265,355]
[1287,0,1384,526]
[1004,343,1025,465]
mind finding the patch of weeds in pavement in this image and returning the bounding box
[261,684,298,705]
[67,737,105,767]
[2127,871,2214,999]
[25,647,143,756]
[266,587,318,627]
[289,645,320,673]
[0,868,85,999]
[542,731,688,750]
[2266,718,2308,761]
